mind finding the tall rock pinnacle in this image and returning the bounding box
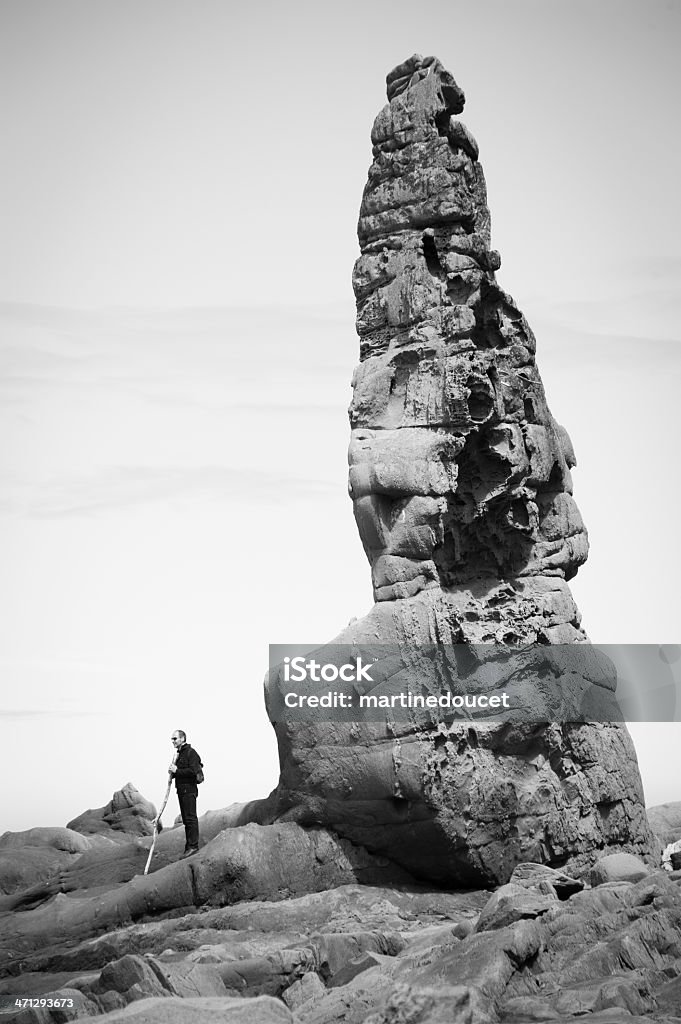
[350,53,587,625]
[262,55,656,884]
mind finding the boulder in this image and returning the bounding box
[0,848,75,898]
[91,996,292,1024]
[363,982,493,1024]
[291,967,395,1024]
[67,784,156,839]
[0,828,94,896]
[327,951,385,988]
[77,954,228,1012]
[401,918,544,997]
[309,931,404,982]
[655,973,681,1016]
[1,842,151,914]
[590,853,651,886]
[281,971,325,1011]
[648,801,681,845]
[0,828,92,855]
[474,882,556,932]
[87,955,169,1010]
[216,947,316,997]
[508,861,584,899]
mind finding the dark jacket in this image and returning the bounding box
[174,743,203,789]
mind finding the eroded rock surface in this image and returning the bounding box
[0,828,98,897]
[6,861,681,1024]
[67,784,157,840]
[350,54,585,605]
[0,796,678,1024]
[0,823,411,965]
[649,801,681,846]
[261,53,656,885]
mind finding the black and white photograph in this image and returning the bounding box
[2,1,681,1022]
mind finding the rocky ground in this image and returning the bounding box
[2,789,681,1024]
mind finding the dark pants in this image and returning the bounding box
[177,784,199,849]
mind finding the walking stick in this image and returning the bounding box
[143,750,178,875]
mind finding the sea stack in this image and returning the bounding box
[263,55,656,884]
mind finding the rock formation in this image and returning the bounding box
[0,822,410,963]
[262,54,656,884]
[649,801,681,846]
[0,828,91,896]
[349,53,587,613]
[66,783,157,839]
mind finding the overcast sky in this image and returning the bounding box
[1,0,680,832]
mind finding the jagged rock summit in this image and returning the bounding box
[67,783,157,839]
[351,52,587,611]
[261,54,656,884]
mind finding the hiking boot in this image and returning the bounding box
[181,847,199,859]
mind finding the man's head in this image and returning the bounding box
[171,730,186,750]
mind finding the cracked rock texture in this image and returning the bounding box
[5,856,681,1024]
[261,54,656,885]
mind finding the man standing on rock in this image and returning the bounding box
[169,729,203,857]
